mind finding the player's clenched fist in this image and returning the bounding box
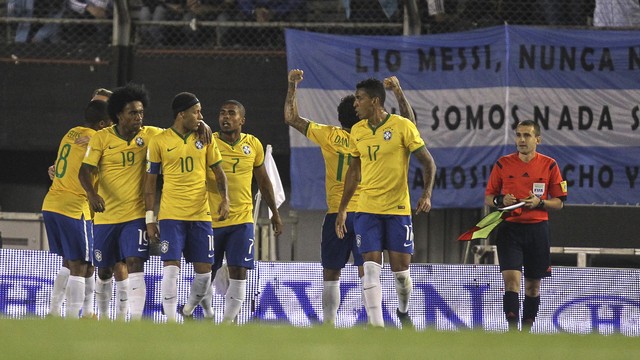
[383,76,401,91]
[289,69,304,83]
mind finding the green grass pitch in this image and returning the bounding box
[1,318,639,360]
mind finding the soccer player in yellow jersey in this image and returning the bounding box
[144,92,229,322]
[200,100,283,323]
[336,78,436,328]
[285,69,417,327]
[42,100,112,318]
[79,84,164,321]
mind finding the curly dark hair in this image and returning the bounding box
[107,83,150,124]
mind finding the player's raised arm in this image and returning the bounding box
[284,69,311,135]
[384,76,415,124]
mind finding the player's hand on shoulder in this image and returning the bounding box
[75,136,91,146]
[288,69,303,83]
[48,165,55,181]
[196,120,213,145]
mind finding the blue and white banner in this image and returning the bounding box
[285,26,640,209]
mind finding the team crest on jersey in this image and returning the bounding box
[160,241,170,254]
[135,137,145,147]
[383,129,393,141]
[242,144,251,155]
[94,250,102,262]
[195,140,204,149]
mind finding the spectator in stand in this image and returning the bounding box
[235,0,303,47]
[65,0,112,43]
[343,0,400,22]
[537,0,591,26]
[594,0,640,27]
[159,0,237,46]
[7,0,65,43]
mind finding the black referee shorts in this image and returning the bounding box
[496,220,551,279]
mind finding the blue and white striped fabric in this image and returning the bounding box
[285,26,640,209]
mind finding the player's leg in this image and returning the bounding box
[95,266,114,320]
[521,221,550,331]
[42,211,69,317]
[386,215,415,329]
[320,213,352,327]
[199,226,230,320]
[181,221,214,318]
[50,264,70,317]
[93,223,119,320]
[59,214,92,319]
[82,265,96,319]
[218,224,254,324]
[114,262,129,321]
[496,221,525,331]
[120,219,150,321]
[65,259,89,319]
[356,213,385,327]
[159,220,186,322]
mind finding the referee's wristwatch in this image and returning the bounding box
[536,199,545,209]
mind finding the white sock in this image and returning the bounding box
[322,280,340,326]
[128,272,146,321]
[49,266,70,317]
[394,270,412,314]
[115,279,129,321]
[199,282,215,319]
[95,277,113,320]
[161,266,180,322]
[362,261,383,327]
[223,279,247,323]
[82,274,95,318]
[65,275,85,319]
[184,272,211,316]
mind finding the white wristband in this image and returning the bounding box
[145,210,156,224]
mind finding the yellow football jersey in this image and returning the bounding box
[348,114,425,215]
[208,133,264,227]
[83,125,163,224]
[42,126,97,219]
[306,121,360,213]
[147,128,222,221]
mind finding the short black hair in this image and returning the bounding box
[85,100,109,125]
[107,83,149,124]
[337,95,358,129]
[356,78,385,106]
[221,100,246,117]
[517,120,541,136]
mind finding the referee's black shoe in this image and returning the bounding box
[397,308,414,330]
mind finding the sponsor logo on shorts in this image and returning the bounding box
[244,257,253,262]
[94,250,102,262]
[356,234,361,248]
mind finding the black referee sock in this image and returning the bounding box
[503,291,520,329]
[522,295,540,324]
